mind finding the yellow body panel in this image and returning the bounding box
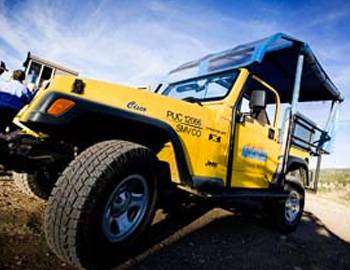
[290,146,310,161]
[157,143,181,183]
[18,69,310,190]
[232,116,280,188]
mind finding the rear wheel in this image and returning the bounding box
[272,182,305,233]
[44,140,158,269]
[13,171,53,200]
[265,167,306,233]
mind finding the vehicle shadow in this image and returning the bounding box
[111,191,350,270]
[1,183,349,270]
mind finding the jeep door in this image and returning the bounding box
[231,76,281,188]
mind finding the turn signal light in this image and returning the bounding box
[47,98,75,116]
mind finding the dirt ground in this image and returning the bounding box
[1,180,350,270]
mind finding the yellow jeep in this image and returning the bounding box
[1,33,343,269]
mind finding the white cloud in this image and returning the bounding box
[304,9,350,29]
[0,0,278,85]
[0,0,213,84]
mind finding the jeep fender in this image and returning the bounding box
[22,92,193,186]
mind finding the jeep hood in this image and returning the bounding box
[18,75,221,132]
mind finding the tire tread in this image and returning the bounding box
[44,140,153,268]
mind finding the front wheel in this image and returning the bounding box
[44,140,158,269]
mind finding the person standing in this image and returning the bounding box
[0,70,33,132]
[0,70,33,102]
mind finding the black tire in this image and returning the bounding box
[44,140,158,269]
[271,182,305,234]
[13,171,53,200]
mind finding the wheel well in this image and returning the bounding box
[52,112,171,153]
[286,159,309,189]
[50,112,192,186]
[285,180,305,197]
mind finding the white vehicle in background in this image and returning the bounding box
[23,52,79,91]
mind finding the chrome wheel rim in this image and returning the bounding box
[102,174,149,242]
[284,190,301,223]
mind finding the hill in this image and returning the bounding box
[318,169,350,205]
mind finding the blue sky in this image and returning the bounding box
[0,0,349,168]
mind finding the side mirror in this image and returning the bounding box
[249,90,266,111]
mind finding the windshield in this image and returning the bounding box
[161,70,238,101]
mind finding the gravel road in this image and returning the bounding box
[1,180,349,270]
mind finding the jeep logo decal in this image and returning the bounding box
[205,160,218,168]
[127,101,147,112]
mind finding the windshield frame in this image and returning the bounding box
[159,69,240,103]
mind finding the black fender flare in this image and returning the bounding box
[23,92,193,187]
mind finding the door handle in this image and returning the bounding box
[268,128,275,140]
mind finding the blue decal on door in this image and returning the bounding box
[242,146,268,162]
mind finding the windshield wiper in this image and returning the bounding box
[182,97,203,106]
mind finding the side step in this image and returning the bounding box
[178,185,288,201]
